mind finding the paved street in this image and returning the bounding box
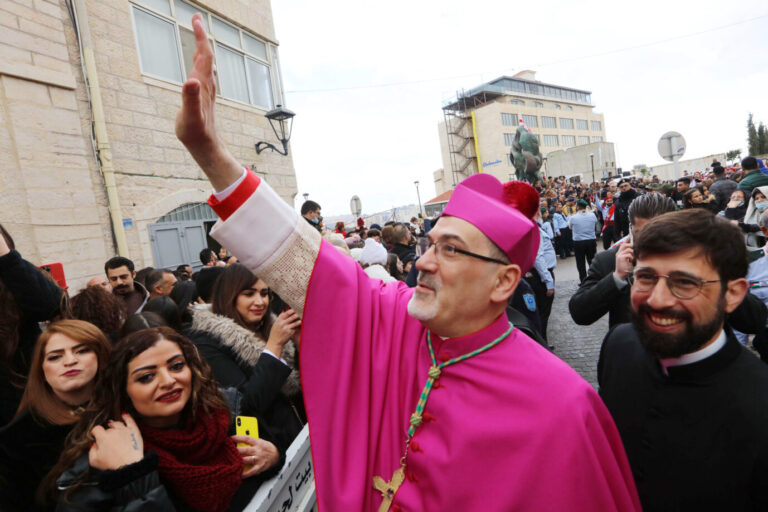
[547,244,610,389]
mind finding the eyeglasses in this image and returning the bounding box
[426,241,508,265]
[627,270,721,299]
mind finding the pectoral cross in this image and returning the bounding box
[373,467,405,512]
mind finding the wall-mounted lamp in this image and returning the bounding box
[255,105,296,156]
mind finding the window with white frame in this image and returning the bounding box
[564,105,573,110]
[532,101,544,108]
[592,136,604,142]
[521,115,538,128]
[559,118,574,129]
[541,116,556,129]
[503,133,515,146]
[553,104,561,109]
[130,0,278,110]
[591,120,602,131]
[509,99,525,105]
[562,135,576,147]
[576,119,588,130]
[578,136,590,145]
[542,135,558,147]
[501,113,517,126]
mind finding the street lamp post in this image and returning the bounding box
[302,193,309,202]
[255,105,296,156]
[589,153,595,184]
[414,180,424,218]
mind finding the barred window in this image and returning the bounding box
[576,119,588,130]
[541,116,556,128]
[562,135,576,147]
[591,120,602,131]
[559,118,574,129]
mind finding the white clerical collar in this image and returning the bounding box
[658,329,726,374]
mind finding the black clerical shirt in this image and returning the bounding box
[598,324,768,511]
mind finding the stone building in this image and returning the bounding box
[648,153,726,182]
[435,70,608,194]
[546,141,617,182]
[0,0,295,291]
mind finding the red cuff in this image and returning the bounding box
[208,168,261,221]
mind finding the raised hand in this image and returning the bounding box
[614,242,634,282]
[265,309,301,358]
[231,435,280,478]
[175,13,242,191]
[89,413,144,470]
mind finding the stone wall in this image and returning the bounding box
[0,0,296,292]
[0,0,112,292]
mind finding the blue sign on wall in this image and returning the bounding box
[482,159,502,168]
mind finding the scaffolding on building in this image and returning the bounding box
[441,86,505,187]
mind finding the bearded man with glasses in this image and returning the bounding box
[598,209,768,511]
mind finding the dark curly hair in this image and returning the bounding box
[70,286,125,337]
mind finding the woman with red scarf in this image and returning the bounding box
[50,327,282,512]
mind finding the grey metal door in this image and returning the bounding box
[148,221,208,270]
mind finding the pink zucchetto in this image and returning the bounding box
[441,174,540,272]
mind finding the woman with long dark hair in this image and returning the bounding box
[0,223,63,426]
[188,263,304,451]
[51,327,281,511]
[0,320,111,511]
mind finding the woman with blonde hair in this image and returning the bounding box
[0,320,111,511]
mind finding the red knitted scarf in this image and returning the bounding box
[140,408,243,512]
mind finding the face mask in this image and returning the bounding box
[311,217,320,224]
[756,201,768,212]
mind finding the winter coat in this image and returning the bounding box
[0,410,73,512]
[187,310,305,453]
[0,250,63,427]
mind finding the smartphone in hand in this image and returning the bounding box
[235,415,259,446]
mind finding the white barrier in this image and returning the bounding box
[245,425,317,512]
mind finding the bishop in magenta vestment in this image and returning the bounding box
[206,169,640,511]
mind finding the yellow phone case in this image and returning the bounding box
[235,415,259,446]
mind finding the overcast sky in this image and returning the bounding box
[271,0,768,216]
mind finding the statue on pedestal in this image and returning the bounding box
[511,125,543,184]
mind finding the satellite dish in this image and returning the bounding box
[658,131,686,162]
[350,195,362,217]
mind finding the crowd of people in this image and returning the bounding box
[3,12,768,511]
[0,227,308,510]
